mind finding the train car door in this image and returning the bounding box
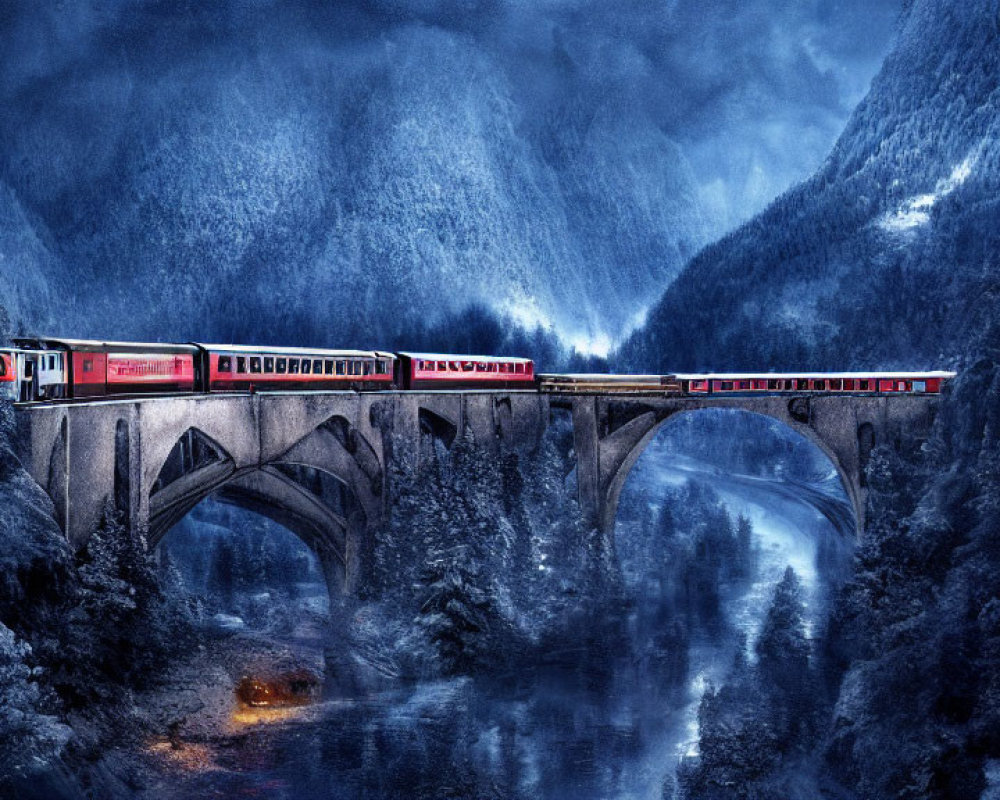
[36,351,66,400]
[16,352,38,402]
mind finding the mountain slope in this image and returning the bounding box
[0,11,711,352]
[622,0,1000,372]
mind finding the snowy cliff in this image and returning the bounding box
[622,0,1000,371]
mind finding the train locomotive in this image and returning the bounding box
[0,337,953,403]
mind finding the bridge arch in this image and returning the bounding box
[588,400,868,539]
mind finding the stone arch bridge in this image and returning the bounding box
[17,390,942,597]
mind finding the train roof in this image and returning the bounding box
[671,371,957,380]
[398,352,533,364]
[192,344,393,358]
[13,337,199,355]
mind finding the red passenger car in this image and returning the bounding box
[13,338,197,398]
[197,345,395,392]
[396,353,535,390]
[673,372,952,395]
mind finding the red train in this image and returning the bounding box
[1,340,536,401]
[0,337,953,403]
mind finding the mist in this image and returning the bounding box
[0,0,900,350]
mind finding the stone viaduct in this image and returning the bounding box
[16,389,942,598]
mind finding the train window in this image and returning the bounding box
[289,359,300,374]
[325,360,334,375]
[250,357,262,373]
[264,357,274,373]
[49,355,56,370]
[83,358,94,373]
[844,379,855,390]
[237,357,247,373]
[514,364,524,374]
[721,381,734,391]
[437,361,446,371]
[218,356,232,372]
[301,359,311,374]
[476,363,486,372]
[767,379,778,390]
[738,380,749,390]
[463,362,474,372]
[913,381,926,392]
[899,381,907,391]
[830,379,842,390]
[859,380,869,390]
[336,361,345,375]
[276,358,287,374]
[796,379,808,390]
[375,360,387,375]
[312,359,322,374]
[811,380,825,390]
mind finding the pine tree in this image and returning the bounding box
[417,545,491,675]
[0,624,70,790]
[207,535,236,610]
[756,566,810,689]
[734,514,754,581]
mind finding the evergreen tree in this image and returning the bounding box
[734,514,754,580]
[756,566,810,692]
[206,535,236,610]
[0,623,71,791]
[416,544,491,675]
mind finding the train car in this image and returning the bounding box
[0,350,17,401]
[396,353,535,390]
[196,344,396,392]
[12,338,197,399]
[674,372,955,395]
[3,345,68,401]
[538,374,683,394]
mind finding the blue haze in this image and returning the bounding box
[8,3,1000,800]
[0,0,899,353]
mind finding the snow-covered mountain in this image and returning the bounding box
[0,1,897,354]
[622,0,1000,371]
[0,11,712,353]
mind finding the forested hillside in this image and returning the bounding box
[615,0,1000,795]
[622,0,1000,372]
